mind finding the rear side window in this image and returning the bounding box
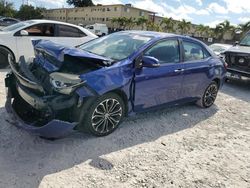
[183,41,210,61]
[144,39,180,64]
[57,24,86,37]
[23,24,55,37]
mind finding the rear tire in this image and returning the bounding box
[79,93,125,136]
[0,47,14,69]
[196,81,218,108]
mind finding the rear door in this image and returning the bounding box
[181,39,212,99]
[53,24,91,46]
[134,38,185,111]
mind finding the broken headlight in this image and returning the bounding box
[50,72,85,95]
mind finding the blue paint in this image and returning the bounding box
[7,31,226,138]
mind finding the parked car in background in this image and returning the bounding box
[222,30,250,79]
[209,43,232,56]
[0,19,97,68]
[5,31,226,138]
[85,23,108,36]
[0,17,19,29]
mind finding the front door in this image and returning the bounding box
[15,23,55,60]
[133,38,185,112]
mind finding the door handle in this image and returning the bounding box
[174,69,185,73]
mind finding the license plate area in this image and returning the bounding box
[226,72,241,79]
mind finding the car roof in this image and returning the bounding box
[119,30,205,42]
[26,19,80,27]
[0,17,19,21]
[120,30,180,38]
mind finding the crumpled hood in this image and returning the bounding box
[32,40,113,72]
[225,45,250,54]
[33,39,112,62]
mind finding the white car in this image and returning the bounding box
[209,43,232,56]
[0,19,97,68]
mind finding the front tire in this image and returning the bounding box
[196,81,218,108]
[0,47,13,69]
[80,93,125,136]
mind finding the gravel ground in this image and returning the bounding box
[0,69,249,188]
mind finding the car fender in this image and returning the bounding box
[79,63,133,95]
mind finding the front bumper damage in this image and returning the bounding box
[5,97,77,138]
[5,83,78,138]
[5,60,81,138]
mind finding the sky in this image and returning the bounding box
[12,0,250,27]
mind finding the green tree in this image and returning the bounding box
[237,21,250,36]
[0,0,16,17]
[213,25,224,40]
[160,17,175,32]
[178,19,191,34]
[216,20,235,41]
[15,5,45,20]
[111,18,118,29]
[125,17,135,30]
[67,0,94,7]
[146,20,162,32]
[135,16,148,30]
[196,24,205,37]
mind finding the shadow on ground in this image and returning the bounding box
[0,101,218,187]
[221,79,250,102]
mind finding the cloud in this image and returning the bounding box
[196,9,209,15]
[132,0,210,21]
[130,0,194,21]
[208,3,228,14]
[223,0,250,14]
[93,0,122,5]
[29,0,66,8]
[204,20,224,28]
[195,0,202,6]
[238,17,250,23]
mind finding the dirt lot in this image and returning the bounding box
[0,69,249,188]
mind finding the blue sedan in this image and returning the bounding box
[5,31,226,138]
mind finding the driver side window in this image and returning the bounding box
[144,39,180,64]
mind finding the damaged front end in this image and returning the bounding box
[5,40,111,138]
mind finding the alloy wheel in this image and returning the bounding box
[204,84,218,107]
[91,98,122,134]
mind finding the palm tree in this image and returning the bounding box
[116,17,127,30]
[136,16,148,30]
[178,19,191,35]
[217,20,236,41]
[111,18,118,30]
[146,20,161,31]
[125,17,135,30]
[237,21,250,36]
[160,17,175,32]
[196,24,205,37]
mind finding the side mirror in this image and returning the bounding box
[20,30,29,36]
[141,56,160,68]
[234,41,239,46]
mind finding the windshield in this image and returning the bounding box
[79,32,153,60]
[239,33,250,46]
[1,20,35,32]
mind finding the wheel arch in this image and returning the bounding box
[212,78,220,87]
[0,45,16,62]
[110,89,129,116]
